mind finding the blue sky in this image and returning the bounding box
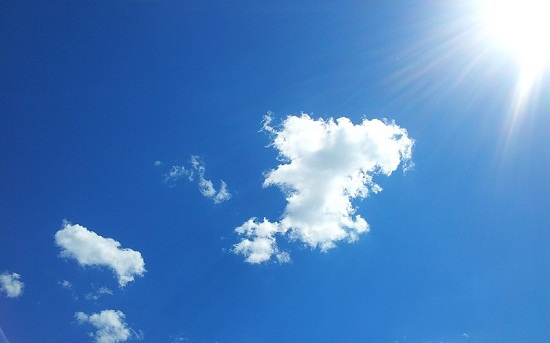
[1,1,550,342]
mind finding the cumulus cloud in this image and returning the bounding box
[76,310,136,343]
[0,272,24,298]
[163,156,231,204]
[55,221,146,287]
[233,113,413,263]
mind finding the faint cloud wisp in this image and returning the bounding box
[58,279,78,300]
[163,155,232,204]
[0,326,10,343]
[163,165,193,184]
[85,287,114,301]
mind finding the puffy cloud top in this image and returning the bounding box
[0,272,24,298]
[234,113,413,263]
[55,221,146,287]
[76,309,134,343]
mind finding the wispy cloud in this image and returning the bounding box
[169,334,188,343]
[191,155,232,204]
[85,287,114,301]
[59,280,73,290]
[55,221,146,287]
[76,309,137,343]
[234,113,413,263]
[0,326,10,343]
[163,156,231,204]
[163,165,192,183]
[0,272,24,298]
[58,279,78,299]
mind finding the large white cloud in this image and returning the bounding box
[0,272,24,298]
[76,310,135,343]
[233,113,413,263]
[55,221,146,287]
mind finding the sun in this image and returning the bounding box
[481,0,550,87]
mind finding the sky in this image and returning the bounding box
[1,1,550,342]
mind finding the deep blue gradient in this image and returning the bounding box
[1,1,549,342]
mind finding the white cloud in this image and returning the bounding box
[233,113,413,263]
[76,310,135,343]
[55,221,146,287]
[213,181,231,203]
[163,156,231,203]
[59,280,73,289]
[0,272,24,298]
[58,280,78,299]
[153,160,162,167]
[169,334,188,343]
[85,287,114,301]
[191,155,232,204]
[163,165,192,183]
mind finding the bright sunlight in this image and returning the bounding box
[476,0,550,139]
[481,0,550,91]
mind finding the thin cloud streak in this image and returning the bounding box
[163,155,232,204]
[0,326,10,343]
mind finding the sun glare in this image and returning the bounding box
[481,0,550,87]
[477,0,550,135]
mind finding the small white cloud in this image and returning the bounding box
[191,156,232,204]
[213,181,231,204]
[154,161,162,167]
[234,113,413,263]
[0,272,24,298]
[197,178,231,204]
[462,333,470,339]
[58,280,78,299]
[164,156,232,203]
[234,218,289,264]
[163,165,192,183]
[55,221,146,287]
[86,287,114,301]
[197,178,216,197]
[59,280,73,289]
[76,309,135,343]
[170,334,188,343]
